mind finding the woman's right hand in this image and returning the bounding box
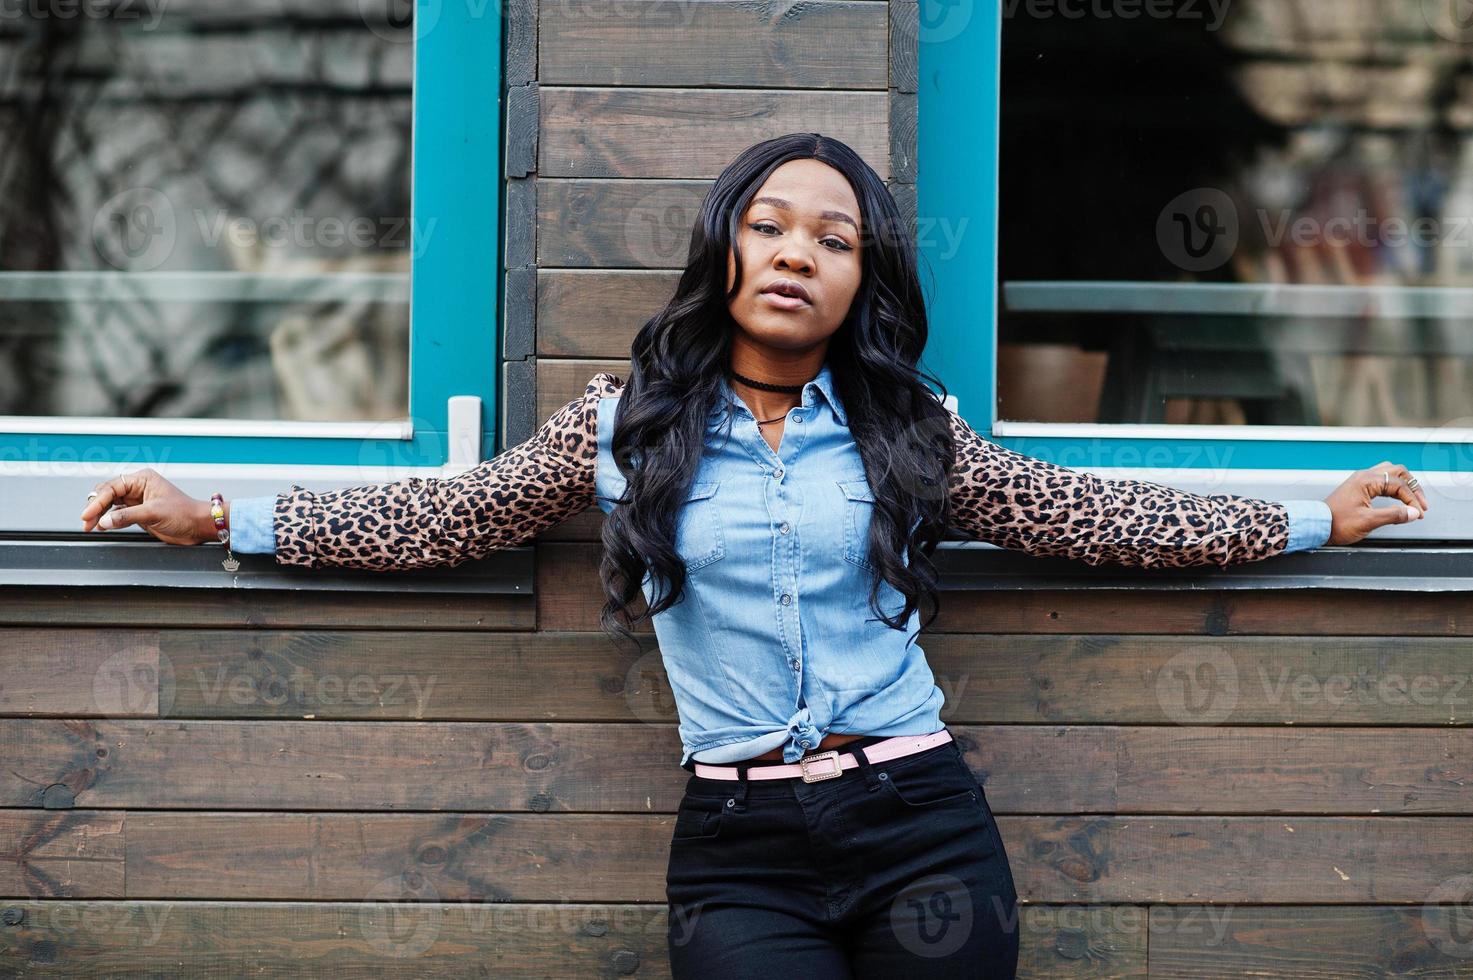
[79,468,217,546]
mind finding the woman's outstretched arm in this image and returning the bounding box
[79,372,626,572]
[269,373,624,570]
[942,409,1426,569]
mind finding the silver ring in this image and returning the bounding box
[1381,470,1391,493]
[1407,475,1421,491]
[86,491,99,501]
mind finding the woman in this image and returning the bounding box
[78,133,1428,978]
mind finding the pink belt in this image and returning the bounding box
[692,729,954,783]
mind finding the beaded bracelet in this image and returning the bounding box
[210,492,240,572]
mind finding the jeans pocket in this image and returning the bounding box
[671,795,727,843]
[880,750,980,809]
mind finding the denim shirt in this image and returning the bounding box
[595,363,944,766]
[229,363,1332,768]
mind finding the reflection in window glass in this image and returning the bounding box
[0,0,413,422]
[998,0,1473,429]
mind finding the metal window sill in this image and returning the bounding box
[0,533,533,594]
[933,539,1473,591]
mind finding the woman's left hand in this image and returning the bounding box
[1323,462,1429,545]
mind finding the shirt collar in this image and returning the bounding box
[711,359,848,427]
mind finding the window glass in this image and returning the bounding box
[998,0,1473,429]
[0,0,413,422]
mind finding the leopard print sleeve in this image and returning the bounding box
[945,410,1290,568]
[272,372,626,570]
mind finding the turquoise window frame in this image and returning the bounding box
[917,0,1473,477]
[0,1,503,469]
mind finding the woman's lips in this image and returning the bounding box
[760,291,811,311]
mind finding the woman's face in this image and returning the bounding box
[725,158,863,351]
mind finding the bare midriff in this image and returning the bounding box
[748,731,868,762]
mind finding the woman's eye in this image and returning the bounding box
[749,222,852,252]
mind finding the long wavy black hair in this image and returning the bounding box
[598,133,957,651]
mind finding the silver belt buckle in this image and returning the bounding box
[798,750,842,783]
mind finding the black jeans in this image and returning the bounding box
[666,731,1019,979]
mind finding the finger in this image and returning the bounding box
[80,474,145,529]
[1365,502,1420,531]
[99,503,153,532]
[1388,463,1430,513]
[1377,473,1425,519]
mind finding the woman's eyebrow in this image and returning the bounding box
[750,196,858,234]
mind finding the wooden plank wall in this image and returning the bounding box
[6,1,1473,977]
[6,589,1473,976]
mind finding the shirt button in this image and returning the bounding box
[799,739,811,748]
[775,468,784,479]
[792,415,802,424]
[780,593,792,605]
[779,522,790,534]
